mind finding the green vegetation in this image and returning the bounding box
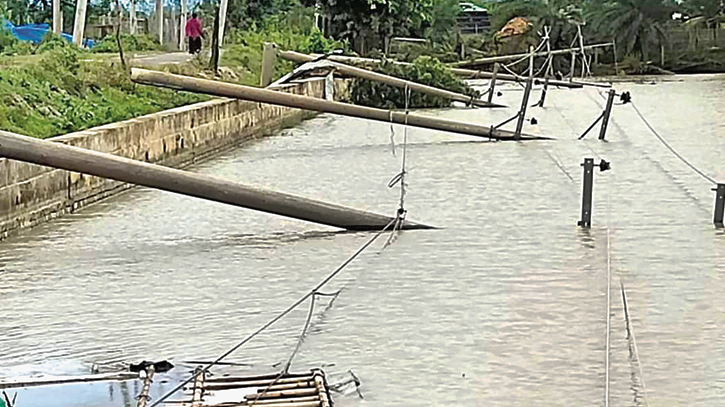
[222,18,349,86]
[0,44,206,138]
[92,34,162,53]
[350,56,477,109]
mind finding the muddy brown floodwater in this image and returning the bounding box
[1,74,724,407]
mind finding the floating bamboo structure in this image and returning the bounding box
[179,370,333,407]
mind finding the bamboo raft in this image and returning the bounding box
[172,369,333,407]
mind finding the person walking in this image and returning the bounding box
[185,12,205,54]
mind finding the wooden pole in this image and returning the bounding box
[52,0,61,34]
[130,68,551,141]
[613,38,619,74]
[451,43,613,67]
[278,50,504,108]
[282,52,588,89]
[72,0,88,46]
[261,43,277,87]
[0,130,432,231]
[578,24,587,78]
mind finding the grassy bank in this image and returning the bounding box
[0,21,347,139]
[0,43,207,138]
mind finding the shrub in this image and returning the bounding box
[350,55,477,109]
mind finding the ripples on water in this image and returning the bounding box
[1,75,725,406]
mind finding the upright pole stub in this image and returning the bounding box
[578,158,595,228]
[714,183,725,228]
[598,89,616,140]
[487,62,499,105]
[260,42,277,87]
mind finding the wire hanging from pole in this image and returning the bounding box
[148,217,398,407]
[385,85,411,248]
[630,101,717,185]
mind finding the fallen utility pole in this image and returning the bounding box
[451,42,613,67]
[278,50,505,108]
[302,54,588,89]
[0,130,432,231]
[130,68,551,141]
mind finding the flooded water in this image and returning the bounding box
[1,74,725,407]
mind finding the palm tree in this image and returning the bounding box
[586,0,677,62]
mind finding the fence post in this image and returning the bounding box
[578,158,595,228]
[598,89,616,140]
[714,183,725,228]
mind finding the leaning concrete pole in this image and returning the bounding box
[0,130,432,231]
[130,68,551,141]
[72,0,88,46]
[52,0,62,34]
[279,50,505,108]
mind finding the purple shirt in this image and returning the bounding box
[185,18,203,39]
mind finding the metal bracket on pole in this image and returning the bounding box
[487,62,500,105]
[578,158,611,228]
[713,183,725,228]
[598,89,616,140]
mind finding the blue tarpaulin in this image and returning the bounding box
[2,20,95,48]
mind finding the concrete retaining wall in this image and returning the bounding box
[0,78,335,240]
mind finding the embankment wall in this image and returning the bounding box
[0,78,336,240]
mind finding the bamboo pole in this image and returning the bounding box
[245,387,319,399]
[130,68,551,141]
[278,50,505,108]
[0,372,138,389]
[451,43,613,67]
[0,130,432,231]
[312,371,331,407]
[136,366,155,407]
[245,396,320,405]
